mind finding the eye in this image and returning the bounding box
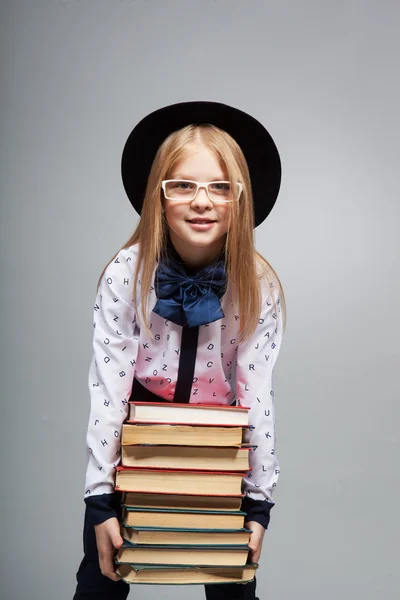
[169,180,195,191]
[177,181,194,190]
[209,182,231,193]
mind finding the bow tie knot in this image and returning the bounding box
[184,281,199,297]
[152,250,227,328]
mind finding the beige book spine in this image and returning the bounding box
[115,470,243,495]
[120,526,250,546]
[116,546,249,566]
[121,423,243,446]
[121,491,242,511]
[115,563,257,585]
[120,445,249,471]
[122,508,245,529]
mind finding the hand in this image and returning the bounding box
[239,520,265,586]
[94,517,124,581]
[245,520,266,564]
[239,520,266,585]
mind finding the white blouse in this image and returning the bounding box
[83,244,284,508]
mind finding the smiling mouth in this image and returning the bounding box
[187,219,216,224]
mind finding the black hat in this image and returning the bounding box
[121,100,281,228]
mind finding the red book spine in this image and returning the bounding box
[126,419,250,427]
[116,466,249,475]
[128,401,251,410]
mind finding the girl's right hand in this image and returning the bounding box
[94,517,124,581]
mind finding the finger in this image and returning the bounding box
[111,532,124,550]
[99,549,121,582]
[248,544,261,564]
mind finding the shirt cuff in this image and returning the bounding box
[241,496,275,529]
[84,492,122,526]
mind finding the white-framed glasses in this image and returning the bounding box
[161,179,243,203]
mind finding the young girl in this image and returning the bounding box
[73,100,286,600]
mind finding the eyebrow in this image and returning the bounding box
[172,174,227,181]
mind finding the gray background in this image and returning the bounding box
[1,1,399,598]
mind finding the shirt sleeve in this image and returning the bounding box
[83,247,139,525]
[235,274,284,529]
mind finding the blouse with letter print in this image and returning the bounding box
[83,244,284,528]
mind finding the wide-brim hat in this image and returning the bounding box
[121,100,281,228]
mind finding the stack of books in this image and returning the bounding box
[113,400,258,585]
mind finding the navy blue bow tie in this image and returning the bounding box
[153,244,227,328]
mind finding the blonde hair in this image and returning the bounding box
[98,123,286,342]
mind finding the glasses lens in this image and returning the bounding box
[165,180,197,200]
[208,182,237,202]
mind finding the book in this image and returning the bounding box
[127,401,250,426]
[121,423,243,447]
[114,562,258,585]
[121,491,243,512]
[121,507,247,529]
[120,445,250,471]
[120,524,252,546]
[115,542,250,566]
[115,467,246,496]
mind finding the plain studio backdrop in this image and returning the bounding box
[0,1,399,599]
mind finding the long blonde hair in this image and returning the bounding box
[98,123,286,342]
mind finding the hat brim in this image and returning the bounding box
[121,100,281,228]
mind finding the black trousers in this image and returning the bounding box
[73,502,259,599]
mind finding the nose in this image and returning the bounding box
[192,185,212,207]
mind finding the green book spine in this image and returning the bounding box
[122,525,252,532]
[123,506,247,515]
[121,541,250,550]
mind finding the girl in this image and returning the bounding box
[73,100,286,600]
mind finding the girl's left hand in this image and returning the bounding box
[245,520,266,563]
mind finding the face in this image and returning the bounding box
[163,142,231,269]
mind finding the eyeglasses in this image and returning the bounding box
[161,179,243,203]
